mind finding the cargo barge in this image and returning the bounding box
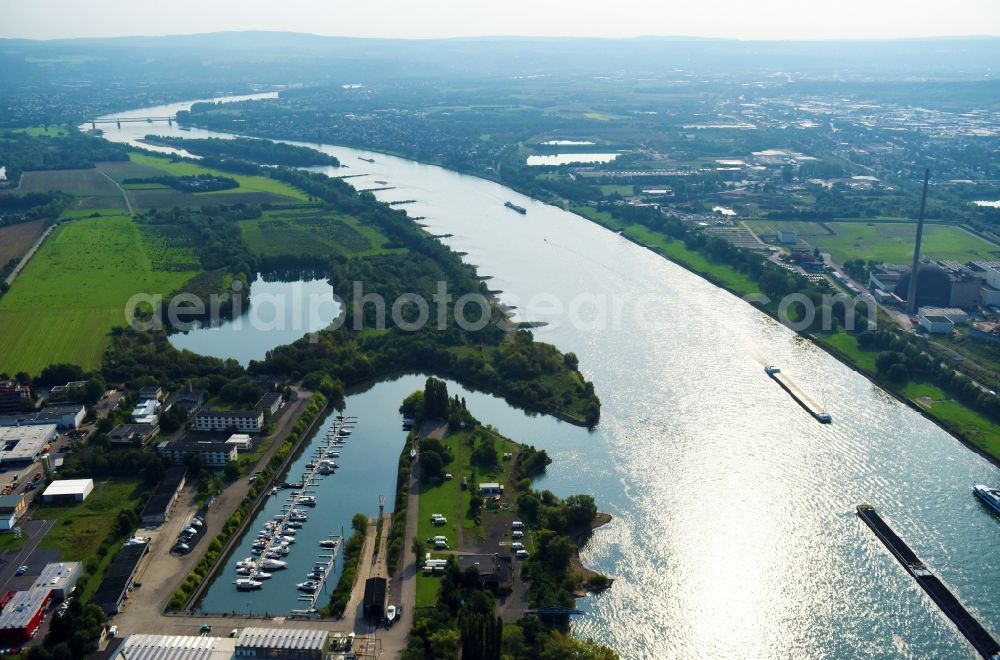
[765,366,831,423]
[504,201,527,214]
[856,504,1000,659]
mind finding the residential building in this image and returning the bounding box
[0,382,31,415]
[47,381,89,397]
[193,410,264,434]
[42,479,94,503]
[0,494,27,530]
[113,634,236,660]
[109,423,160,448]
[478,482,504,496]
[0,425,57,464]
[131,399,159,425]
[31,562,81,600]
[0,589,51,644]
[157,439,237,467]
[235,628,329,659]
[93,542,148,616]
[174,389,206,411]
[140,467,187,525]
[457,554,513,591]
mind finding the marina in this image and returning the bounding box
[856,505,1000,659]
[221,417,358,612]
[765,366,831,423]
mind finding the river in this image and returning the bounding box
[90,96,1000,658]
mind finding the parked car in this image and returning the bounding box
[15,565,27,576]
[515,549,529,559]
[511,542,524,552]
[430,514,447,525]
[512,530,524,539]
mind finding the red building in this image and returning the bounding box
[0,589,51,644]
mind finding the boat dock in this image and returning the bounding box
[856,504,1000,659]
[765,366,831,423]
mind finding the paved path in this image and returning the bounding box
[378,447,421,657]
[4,225,55,286]
[102,171,135,215]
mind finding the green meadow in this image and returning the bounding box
[0,214,197,374]
[239,207,396,258]
[128,153,309,201]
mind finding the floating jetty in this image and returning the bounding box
[856,504,1000,659]
[765,366,831,423]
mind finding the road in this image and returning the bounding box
[0,520,55,593]
[378,446,421,657]
[102,171,135,215]
[4,225,55,286]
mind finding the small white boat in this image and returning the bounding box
[298,496,317,507]
[251,571,272,580]
[261,558,287,570]
[235,578,263,591]
[280,536,296,544]
[319,539,338,548]
[386,605,396,622]
[297,580,318,593]
[285,521,303,529]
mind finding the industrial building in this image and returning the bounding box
[140,467,187,525]
[0,404,85,430]
[193,410,264,433]
[113,634,237,660]
[256,392,283,415]
[94,542,149,616]
[0,588,51,644]
[0,424,57,465]
[235,627,329,659]
[362,577,387,623]
[42,479,94,503]
[31,562,81,600]
[918,314,956,335]
[0,493,27,530]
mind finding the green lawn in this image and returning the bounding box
[0,215,197,374]
[13,125,71,137]
[129,153,309,201]
[415,570,443,608]
[818,331,878,373]
[598,185,634,197]
[35,479,146,561]
[239,207,395,258]
[573,205,762,296]
[900,382,1000,458]
[747,220,999,264]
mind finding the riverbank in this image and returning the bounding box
[565,205,1000,465]
[570,512,614,597]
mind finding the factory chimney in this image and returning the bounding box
[906,169,931,315]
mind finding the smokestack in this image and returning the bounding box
[906,169,931,315]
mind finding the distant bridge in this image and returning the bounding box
[85,116,176,129]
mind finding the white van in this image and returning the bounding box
[511,521,524,530]
[511,542,524,551]
[515,549,529,559]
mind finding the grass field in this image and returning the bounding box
[0,219,47,266]
[0,215,197,374]
[239,207,394,259]
[747,220,1000,264]
[128,153,309,201]
[35,479,145,560]
[574,205,762,296]
[12,125,71,137]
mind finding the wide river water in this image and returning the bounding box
[91,96,1000,658]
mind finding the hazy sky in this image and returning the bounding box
[4,0,999,40]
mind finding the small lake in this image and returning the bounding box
[526,153,619,166]
[540,140,596,146]
[169,276,340,366]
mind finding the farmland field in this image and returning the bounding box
[746,219,1000,264]
[0,214,197,374]
[13,168,127,210]
[239,207,396,258]
[0,219,47,265]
